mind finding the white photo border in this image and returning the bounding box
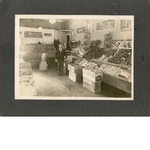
[15,15,134,100]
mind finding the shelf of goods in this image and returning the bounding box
[19,62,37,96]
[68,63,82,83]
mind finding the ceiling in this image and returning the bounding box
[42,19,68,22]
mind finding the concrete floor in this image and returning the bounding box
[32,68,131,98]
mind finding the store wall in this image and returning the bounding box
[20,19,62,30]
[19,27,65,45]
[63,19,132,43]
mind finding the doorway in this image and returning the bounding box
[66,34,71,50]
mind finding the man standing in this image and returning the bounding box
[55,43,67,76]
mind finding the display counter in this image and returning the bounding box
[103,73,131,94]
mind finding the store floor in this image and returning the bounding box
[32,68,131,98]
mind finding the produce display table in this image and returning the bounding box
[66,55,132,94]
[90,59,132,93]
[91,59,131,69]
[103,73,131,94]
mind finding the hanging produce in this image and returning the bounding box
[83,28,91,46]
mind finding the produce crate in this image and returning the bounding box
[69,71,82,83]
[83,73,102,82]
[82,68,103,77]
[83,81,101,94]
[68,63,82,73]
[83,77,97,87]
[39,62,48,71]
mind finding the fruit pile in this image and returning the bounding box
[19,75,37,96]
[82,61,98,69]
[119,41,132,49]
[99,54,110,61]
[98,64,121,76]
[108,49,132,66]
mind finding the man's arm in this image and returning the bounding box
[64,49,67,59]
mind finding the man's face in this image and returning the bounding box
[59,44,63,49]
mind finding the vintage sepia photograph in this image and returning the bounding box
[15,15,134,100]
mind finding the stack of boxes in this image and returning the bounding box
[82,68,103,93]
[68,63,82,83]
[39,53,48,71]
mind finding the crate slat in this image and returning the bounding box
[83,81,101,93]
[83,73,102,82]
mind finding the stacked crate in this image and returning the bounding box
[39,53,48,71]
[82,68,103,93]
[68,63,82,83]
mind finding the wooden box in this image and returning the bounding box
[83,73,102,82]
[83,68,103,77]
[83,77,96,87]
[69,71,82,83]
[83,81,101,94]
[68,63,82,73]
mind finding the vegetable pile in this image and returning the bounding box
[83,47,104,61]
[23,44,56,59]
[108,49,132,66]
[83,62,98,69]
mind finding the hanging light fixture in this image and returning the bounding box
[49,18,56,24]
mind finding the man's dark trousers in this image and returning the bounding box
[57,60,64,75]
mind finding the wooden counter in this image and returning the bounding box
[103,73,131,94]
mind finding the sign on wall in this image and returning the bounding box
[24,31,42,38]
[76,26,86,34]
[120,20,132,31]
[96,20,115,31]
[44,33,52,37]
